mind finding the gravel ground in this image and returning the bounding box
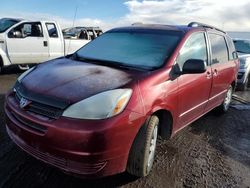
[0,67,250,188]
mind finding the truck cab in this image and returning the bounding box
[0,18,91,73]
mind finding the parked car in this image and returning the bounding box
[5,22,239,178]
[62,27,103,40]
[233,39,250,90]
[0,18,91,73]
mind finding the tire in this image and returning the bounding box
[216,85,233,114]
[127,115,159,177]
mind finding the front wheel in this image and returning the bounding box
[216,85,233,114]
[127,115,159,177]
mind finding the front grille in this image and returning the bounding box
[11,112,47,135]
[15,90,63,119]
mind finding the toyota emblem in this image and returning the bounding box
[19,97,31,109]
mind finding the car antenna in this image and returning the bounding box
[66,5,78,57]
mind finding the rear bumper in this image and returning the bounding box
[5,92,144,177]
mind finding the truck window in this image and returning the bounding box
[87,30,95,40]
[209,33,229,64]
[46,23,58,38]
[79,30,88,40]
[9,22,43,38]
[176,32,208,70]
[96,30,103,37]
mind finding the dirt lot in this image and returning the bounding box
[0,67,250,188]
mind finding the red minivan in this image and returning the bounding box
[5,22,239,178]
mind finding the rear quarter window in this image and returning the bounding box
[208,33,229,64]
[226,36,237,60]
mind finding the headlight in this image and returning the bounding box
[17,67,35,82]
[62,89,132,120]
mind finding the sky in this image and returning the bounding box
[0,0,250,31]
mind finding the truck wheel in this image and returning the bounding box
[127,115,159,177]
[216,85,233,114]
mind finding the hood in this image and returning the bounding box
[21,58,143,104]
[238,54,250,70]
[238,53,250,59]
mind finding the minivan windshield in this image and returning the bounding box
[76,30,182,70]
[0,18,20,33]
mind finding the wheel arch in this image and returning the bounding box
[153,109,173,140]
[231,80,236,91]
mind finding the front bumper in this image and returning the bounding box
[5,92,144,177]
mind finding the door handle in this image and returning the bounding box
[43,41,48,47]
[213,69,218,76]
[206,71,212,79]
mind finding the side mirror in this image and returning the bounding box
[232,51,238,59]
[182,59,206,74]
[9,30,22,38]
[14,31,22,38]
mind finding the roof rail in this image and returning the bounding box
[188,22,226,34]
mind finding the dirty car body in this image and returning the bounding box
[5,23,239,178]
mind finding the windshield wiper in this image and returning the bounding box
[73,55,153,71]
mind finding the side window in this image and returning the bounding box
[46,23,58,38]
[87,30,95,40]
[96,30,103,37]
[226,36,237,60]
[78,29,89,40]
[8,22,43,38]
[177,32,207,70]
[208,33,229,64]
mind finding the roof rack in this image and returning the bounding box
[188,22,226,34]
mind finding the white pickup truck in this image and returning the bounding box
[0,18,91,73]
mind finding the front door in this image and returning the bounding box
[45,22,64,60]
[6,22,49,64]
[176,32,212,129]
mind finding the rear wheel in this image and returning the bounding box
[216,85,233,114]
[127,115,159,177]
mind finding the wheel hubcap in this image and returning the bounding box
[147,125,158,171]
[224,87,232,110]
